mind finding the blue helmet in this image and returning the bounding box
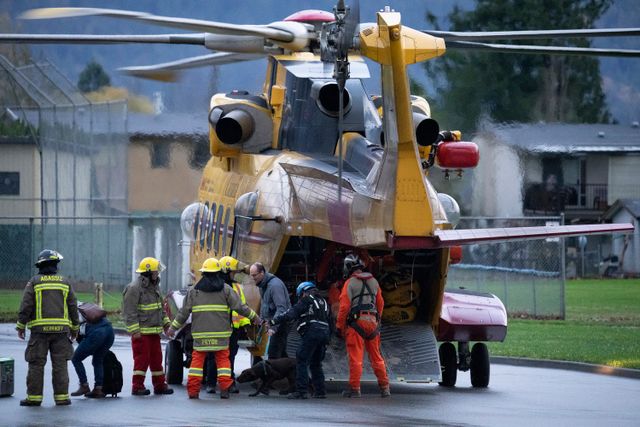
[296,281,316,297]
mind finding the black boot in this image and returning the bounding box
[19,398,41,407]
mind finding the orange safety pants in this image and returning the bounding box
[131,334,167,392]
[345,323,389,390]
[187,348,232,397]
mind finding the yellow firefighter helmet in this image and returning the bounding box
[219,255,247,273]
[135,257,165,273]
[200,257,221,273]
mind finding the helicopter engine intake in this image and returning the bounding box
[208,94,273,155]
[412,113,440,147]
[313,81,352,117]
[215,109,254,144]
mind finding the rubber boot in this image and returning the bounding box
[342,388,361,398]
[71,383,90,397]
[220,388,230,399]
[380,386,391,398]
[85,386,105,399]
[19,399,42,407]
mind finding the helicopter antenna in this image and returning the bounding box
[322,0,359,202]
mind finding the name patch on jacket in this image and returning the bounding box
[40,275,64,282]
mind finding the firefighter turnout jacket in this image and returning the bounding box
[17,273,80,334]
[171,274,257,351]
[122,275,170,335]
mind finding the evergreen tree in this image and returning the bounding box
[424,0,612,133]
[77,60,111,93]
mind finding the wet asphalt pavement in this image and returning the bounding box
[0,324,638,426]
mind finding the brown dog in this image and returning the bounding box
[236,358,297,397]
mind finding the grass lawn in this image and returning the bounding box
[0,290,122,323]
[487,278,640,369]
[1,279,639,369]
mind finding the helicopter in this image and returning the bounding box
[1,1,636,388]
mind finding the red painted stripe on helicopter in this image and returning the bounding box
[327,201,353,246]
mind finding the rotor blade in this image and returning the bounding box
[0,33,206,45]
[345,0,360,49]
[119,52,265,82]
[424,28,640,41]
[446,40,640,57]
[20,7,294,42]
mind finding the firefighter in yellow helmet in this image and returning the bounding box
[203,256,250,394]
[17,249,80,407]
[122,257,173,396]
[168,257,260,399]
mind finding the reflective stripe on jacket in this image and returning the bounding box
[231,282,251,328]
[122,275,170,335]
[171,283,256,351]
[17,274,79,334]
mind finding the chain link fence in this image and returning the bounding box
[447,216,566,319]
[0,215,183,295]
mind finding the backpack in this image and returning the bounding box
[102,350,123,397]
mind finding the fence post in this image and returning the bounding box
[94,282,104,308]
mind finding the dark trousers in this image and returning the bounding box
[25,332,74,403]
[72,325,115,386]
[267,321,289,360]
[296,326,330,394]
[205,328,239,387]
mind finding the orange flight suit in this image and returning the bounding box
[337,272,389,390]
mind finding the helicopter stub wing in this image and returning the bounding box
[388,223,634,249]
[429,223,634,248]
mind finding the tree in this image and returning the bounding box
[424,0,612,133]
[77,60,111,93]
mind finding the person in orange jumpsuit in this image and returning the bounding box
[337,254,390,398]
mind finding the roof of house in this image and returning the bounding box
[483,123,640,154]
[603,198,640,220]
[128,112,209,138]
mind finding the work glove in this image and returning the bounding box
[166,327,176,339]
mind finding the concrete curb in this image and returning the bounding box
[491,356,640,380]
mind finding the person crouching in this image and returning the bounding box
[269,282,331,399]
[167,258,261,399]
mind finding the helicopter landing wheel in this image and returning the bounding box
[438,342,458,387]
[470,342,490,388]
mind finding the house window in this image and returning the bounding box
[150,143,170,168]
[0,172,19,195]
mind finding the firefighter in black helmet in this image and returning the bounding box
[17,249,80,407]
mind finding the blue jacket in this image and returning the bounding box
[256,273,291,331]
